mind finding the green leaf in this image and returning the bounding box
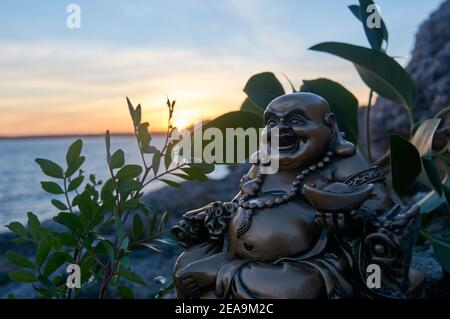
[155,236,177,246]
[53,212,83,233]
[348,3,388,48]
[243,72,285,109]
[105,130,111,165]
[181,166,208,181]
[143,145,158,154]
[117,285,135,299]
[119,256,130,269]
[443,184,450,208]
[140,200,157,212]
[66,139,83,166]
[38,275,56,297]
[422,156,443,195]
[55,232,78,247]
[240,97,264,117]
[120,237,129,250]
[309,42,416,111]
[159,211,170,231]
[127,97,135,124]
[135,104,142,126]
[51,199,69,211]
[115,218,126,245]
[127,97,141,127]
[66,156,85,177]
[27,212,41,239]
[141,242,161,252]
[43,252,67,277]
[40,181,64,195]
[198,111,263,164]
[348,4,361,19]
[101,178,115,201]
[35,158,64,179]
[358,0,383,50]
[154,276,167,285]
[6,251,35,269]
[282,73,297,93]
[132,215,144,240]
[301,78,359,144]
[411,118,442,193]
[101,240,115,263]
[411,118,441,157]
[164,143,174,170]
[149,214,158,235]
[9,269,38,283]
[189,162,215,174]
[160,179,180,188]
[124,198,140,209]
[138,123,152,150]
[420,229,450,272]
[79,255,95,285]
[111,149,125,169]
[389,134,422,196]
[116,165,142,180]
[434,106,450,119]
[118,269,147,287]
[6,221,27,237]
[68,175,84,192]
[118,180,143,194]
[36,236,52,267]
[418,177,450,214]
[152,150,161,175]
[172,173,193,180]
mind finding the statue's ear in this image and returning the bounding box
[325,112,356,157]
[323,112,336,127]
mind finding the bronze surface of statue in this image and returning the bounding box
[171,92,425,299]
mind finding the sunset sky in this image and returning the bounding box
[0,0,444,136]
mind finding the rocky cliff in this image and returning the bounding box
[370,0,450,153]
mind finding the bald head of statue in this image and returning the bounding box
[261,92,355,170]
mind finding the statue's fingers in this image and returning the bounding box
[315,212,326,228]
[182,277,200,294]
[186,281,198,290]
[189,285,201,295]
[324,212,336,231]
[181,276,196,286]
[336,213,346,230]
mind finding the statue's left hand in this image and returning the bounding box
[175,252,231,297]
[315,209,364,234]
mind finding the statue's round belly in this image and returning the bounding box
[228,200,318,261]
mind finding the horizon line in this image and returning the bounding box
[0,131,167,140]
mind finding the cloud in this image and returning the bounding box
[0,38,369,136]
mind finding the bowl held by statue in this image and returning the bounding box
[302,182,374,212]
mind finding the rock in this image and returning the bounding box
[142,165,247,221]
[411,242,443,285]
[368,0,450,155]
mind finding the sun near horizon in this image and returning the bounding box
[0,0,444,137]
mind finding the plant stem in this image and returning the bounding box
[365,90,374,162]
[142,162,188,188]
[63,176,79,299]
[63,177,74,214]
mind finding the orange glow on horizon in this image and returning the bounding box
[0,88,372,137]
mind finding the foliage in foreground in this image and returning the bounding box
[5,98,213,298]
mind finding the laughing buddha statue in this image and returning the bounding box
[171,92,425,299]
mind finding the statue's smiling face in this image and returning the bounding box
[262,93,335,170]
